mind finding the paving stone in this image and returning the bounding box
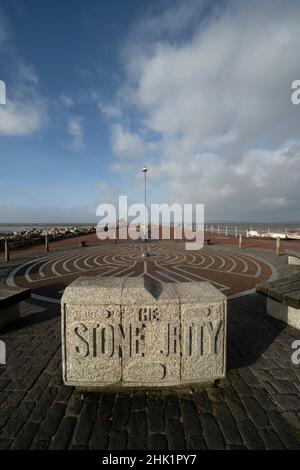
[128,410,148,449]
[270,368,297,381]
[0,402,34,439]
[237,418,265,450]
[49,416,77,450]
[225,399,248,422]
[65,391,84,416]
[10,422,39,450]
[271,380,299,395]
[131,392,147,410]
[258,429,285,450]
[284,411,300,430]
[23,373,51,403]
[206,386,224,402]
[33,402,66,441]
[1,391,26,409]
[55,385,73,403]
[267,410,300,450]
[165,419,186,450]
[180,399,202,434]
[28,386,57,423]
[147,396,164,434]
[89,418,111,450]
[273,394,300,411]
[199,413,225,450]
[252,389,277,411]
[240,396,269,428]
[230,375,253,397]
[0,439,11,450]
[212,401,242,445]
[108,430,128,450]
[111,396,131,430]
[148,433,168,450]
[163,394,181,420]
[73,400,98,445]
[193,389,212,413]
[185,433,206,450]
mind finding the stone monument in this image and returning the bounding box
[61,277,227,388]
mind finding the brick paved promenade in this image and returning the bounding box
[0,242,300,450]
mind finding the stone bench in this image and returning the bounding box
[0,286,31,330]
[61,277,227,389]
[256,273,300,330]
[285,250,300,266]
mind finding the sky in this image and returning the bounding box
[0,0,300,223]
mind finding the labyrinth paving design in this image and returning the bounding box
[6,242,275,303]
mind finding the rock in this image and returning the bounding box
[61,277,227,388]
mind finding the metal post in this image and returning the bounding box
[239,234,242,249]
[142,167,148,241]
[276,237,280,256]
[4,240,10,262]
[235,226,238,238]
[45,235,49,253]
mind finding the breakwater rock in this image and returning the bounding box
[0,226,96,251]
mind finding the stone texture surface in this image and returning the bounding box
[62,278,226,387]
[0,294,299,449]
[267,297,300,330]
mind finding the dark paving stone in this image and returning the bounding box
[128,410,148,449]
[111,396,131,430]
[163,394,181,420]
[199,413,225,450]
[148,433,168,450]
[0,439,12,450]
[131,392,146,410]
[193,389,212,413]
[240,396,269,428]
[273,394,300,411]
[73,400,98,445]
[0,402,34,439]
[32,402,66,442]
[10,422,39,450]
[147,396,164,434]
[108,430,127,450]
[267,410,300,450]
[237,418,265,450]
[258,429,285,450]
[212,401,242,445]
[180,399,202,435]
[49,416,77,450]
[165,419,186,450]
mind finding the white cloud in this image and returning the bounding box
[0,10,48,136]
[107,0,300,221]
[111,123,145,160]
[60,94,74,108]
[0,91,47,136]
[99,102,122,120]
[67,116,84,151]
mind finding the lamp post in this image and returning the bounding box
[142,166,148,241]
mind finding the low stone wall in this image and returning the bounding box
[61,277,227,388]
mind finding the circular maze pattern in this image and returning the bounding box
[7,242,276,303]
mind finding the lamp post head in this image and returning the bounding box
[142,167,148,173]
